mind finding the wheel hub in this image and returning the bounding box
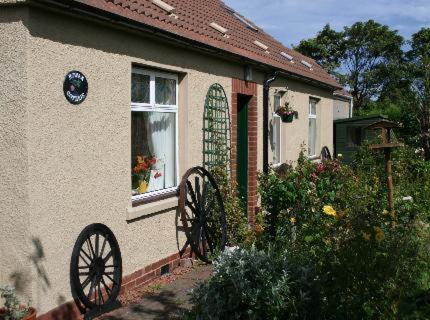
[93,257,105,276]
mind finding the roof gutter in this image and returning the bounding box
[28,0,341,91]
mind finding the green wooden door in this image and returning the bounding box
[237,99,248,211]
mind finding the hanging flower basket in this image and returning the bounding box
[281,113,295,123]
[275,101,298,123]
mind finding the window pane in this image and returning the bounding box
[155,77,176,105]
[310,100,317,115]
[308,118,316,156]
[131,73,150,103]
[131,111,176,194]
[274,95,281,112]
[272,116,281,163]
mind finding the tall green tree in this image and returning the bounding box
[295,20,404,111]
[407,28,430,160]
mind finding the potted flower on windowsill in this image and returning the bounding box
[0,286,36,320]
[275,101,298,123]
[132,155,162,195]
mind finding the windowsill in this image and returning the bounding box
[127,190,179,221]
[308,155,320,161]
[132,188,178,206]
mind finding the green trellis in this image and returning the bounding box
[203,83,231,174]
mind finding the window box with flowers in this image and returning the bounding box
[131,68,179,202]
[275,101,298,123]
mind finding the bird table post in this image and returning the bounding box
[366,120,404,214]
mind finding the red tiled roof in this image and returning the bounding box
[74,0,341,89]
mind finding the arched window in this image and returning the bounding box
[203,84,231,174]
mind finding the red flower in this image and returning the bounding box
[154,172,162,179]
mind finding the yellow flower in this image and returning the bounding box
[323,205,337,217]
[290,217,296,224]
[374,227,385,242]
[362,232,371,241]
[383,209,389,215]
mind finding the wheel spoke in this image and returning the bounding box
[80,248,93,264]
[81,275,92,290]
[104,273,117,285]
[78,265,90,270]
[202,182,209,206]
[95,233,100,258]
[101,276,112,297]
[103,250,113,263]
[186,200,199,217]
[87,275,97,300]
[86,238,96,259]
[195,176,202,210]
[201,224,207,258]
[98,283,104,305]
[203,224,214,253]
[186,180,199,211]
[79,271,91,276]
[99,235,108,259]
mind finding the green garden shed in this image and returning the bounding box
[334,115,388,163]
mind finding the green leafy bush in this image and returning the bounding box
[189,146,430,319]
[256,146,430,319]
[210,166,248,246]
[0,286,30,320]
[186,247,295,320]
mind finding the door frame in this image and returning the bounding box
[231,79,258,225]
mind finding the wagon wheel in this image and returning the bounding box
[71,224,122,311]
[321,146,332,161]
[179,166,227,263]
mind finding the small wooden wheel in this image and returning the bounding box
[71,224,122,310]
[179,166,227,263]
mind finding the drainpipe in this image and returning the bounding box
[349,97,354,118]
[263,71,279,174]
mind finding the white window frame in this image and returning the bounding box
[308,98,318,158]
[131,68,179,202]
[272,94,282,165]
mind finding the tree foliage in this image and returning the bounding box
[296,22,430,159]
[295,20,404,111]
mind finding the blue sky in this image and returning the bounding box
[224,0,430,48]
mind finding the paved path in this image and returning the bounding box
[100,264,212,320]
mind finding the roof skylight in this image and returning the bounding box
[280,51,294,62]
[254,40,269,53]
[152,0,175,13]
[301,60,313,69]
[234,13,259,32]
[210,22,230,38]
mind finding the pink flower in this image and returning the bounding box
[316,163,325,173]
[311,172,318,181]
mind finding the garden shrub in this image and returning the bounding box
[189,146,430,319]
[256,145,430,319]
[186,247,295,320]
[210,166,248,246]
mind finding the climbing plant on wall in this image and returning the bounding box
[203,84,231,174]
